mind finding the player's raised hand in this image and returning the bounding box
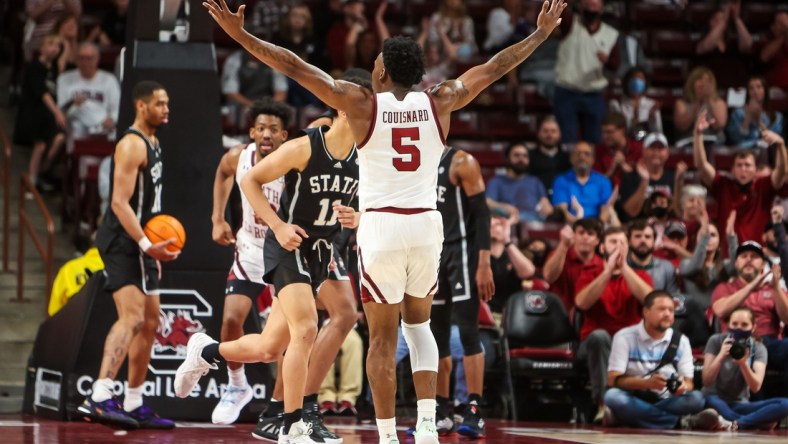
[274,224,308,251]
[203,0,246,40]
[334,203,360,229]
[212,220,236,246]
[536,0,567,36]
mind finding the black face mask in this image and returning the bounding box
[530,251,547,267]
[581,9,601,23]
[650,206,669,218]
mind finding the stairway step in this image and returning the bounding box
[0,382,26,397]
[0,342,35,364]
[0,365,27,384]
[0,316,41,341]
[0,396,23,414]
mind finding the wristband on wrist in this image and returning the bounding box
[138,236,153,252]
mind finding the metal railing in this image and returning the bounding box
[0,117,10,272]
[16,174,55,304]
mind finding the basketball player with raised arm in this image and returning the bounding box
[209,98,291,424]
[175,75,369,444]
[77,81,177,430]
[200,2,566,442]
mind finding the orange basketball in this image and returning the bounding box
[144,214,186,253]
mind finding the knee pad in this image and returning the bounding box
[458,323,483,356]
[402,320,439,373]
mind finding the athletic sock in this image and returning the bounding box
[436,395,450,418]
[304,393,318,405]
[228,365,247,388]
[266,399,284,417]
[90,378,114,403]
[376,417,396,442]
[282,409,303,435]
[416,399,437,428]
[124,385,143,412]
[201,343,224,365]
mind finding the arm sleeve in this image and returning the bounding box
[771,112,784,135]
[726,108,747,144]
[107,74,121,122]
[607,332,629,373]
[665,262,680,297]
[56,74,69,108]
[679,232,709,276]
[468,192,491,251]
[724,234,739,277]
[704,334,721,355]
[272,70,289,93]
[676,335,695,378]
[551,176,569,206]
[754,342,768,365]
[221,52,242,94]
[485,176,502,201]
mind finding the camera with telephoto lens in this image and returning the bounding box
[729,336,749,360]
[666,373,681,394]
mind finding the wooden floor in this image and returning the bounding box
[2,415,786,443]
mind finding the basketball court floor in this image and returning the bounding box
[2,415,786,443]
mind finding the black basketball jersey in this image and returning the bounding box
[96,128,163,249]
[278,126,359,241]
[436,147,471,244]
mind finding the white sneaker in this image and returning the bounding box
[379,432,399,444]
[174,333,218,398]
[278,419,320,443]
[212,384,253,424]
[413,418,439,444]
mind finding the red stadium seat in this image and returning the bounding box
[518,84,552,113]
[449,111,481,139]
[646,31,699,58]
[629,3,685,30]
[650,58,688,88]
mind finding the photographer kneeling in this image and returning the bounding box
[604,290,730,430]
[702,306,788,430]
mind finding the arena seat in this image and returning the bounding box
[449,111,481,139]
[650,58,688,88]
[483,112,536,141]
[629,3,685,31]
[646,31,699,58]
[518,84,552,114]
[502,291,588,421]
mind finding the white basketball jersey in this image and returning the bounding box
[235,143,285,249]
[358,91,446,211]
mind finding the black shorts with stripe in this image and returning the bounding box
[263,238,346,297]
[434,239,477,304]
[98,234,160,295]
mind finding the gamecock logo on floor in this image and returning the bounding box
[149,289,213,375]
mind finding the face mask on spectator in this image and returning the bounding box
[649,206,669,219]
[728,328,752,340]
[628,78,646,95]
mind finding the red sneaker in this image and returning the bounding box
[319,400,337,416]
[336,400,358,416]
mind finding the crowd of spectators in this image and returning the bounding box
[7,0,788,428]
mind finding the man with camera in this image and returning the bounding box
[604,290,731,430]
[702,306,788,430]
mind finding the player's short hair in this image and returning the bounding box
[382,36,426,87]
[249,98,294,129]
[132,81,165,102]
[504,142,528,159]
[602,226,627,243]
[328,69,373,118]
[627,219,655,239]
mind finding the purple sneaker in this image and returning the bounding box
[76,397,139,430]
[127,404,176,430]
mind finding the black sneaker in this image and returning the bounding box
[457,404,486,438]
[303,401,342,443]
[76,397,139,430]
[252,411,283,442]
[126,404,175,429]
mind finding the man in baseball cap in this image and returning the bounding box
[619,132,680,222]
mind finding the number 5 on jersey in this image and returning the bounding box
[392,127,421,172]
